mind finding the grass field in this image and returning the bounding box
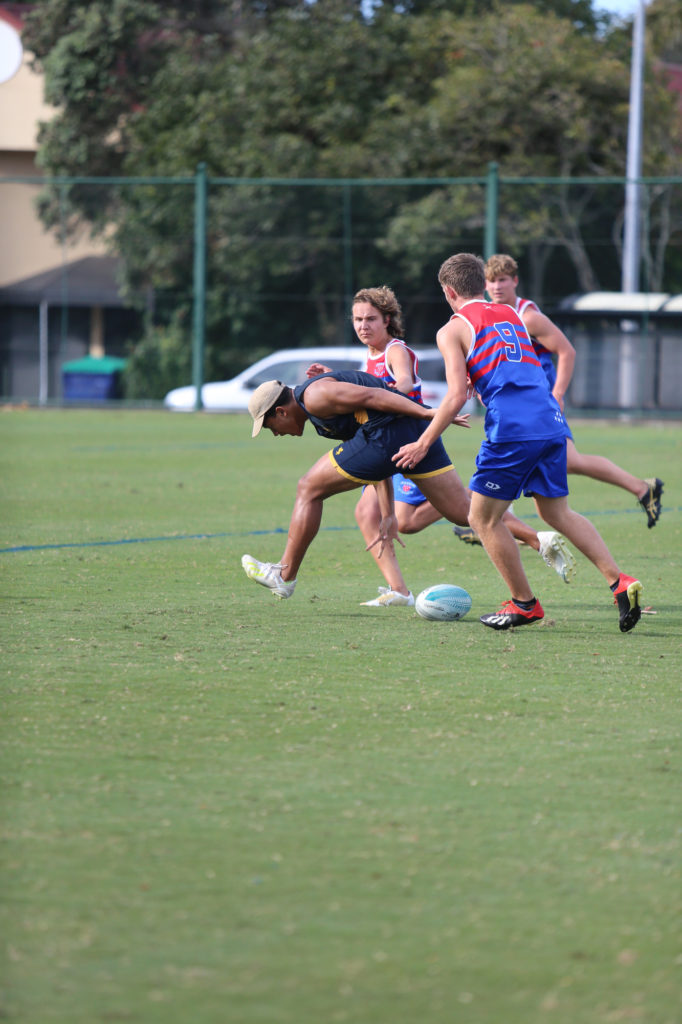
[2,407,680,1024]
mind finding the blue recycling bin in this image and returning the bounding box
[62,356,127,401]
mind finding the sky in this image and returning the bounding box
[594,0,643,17]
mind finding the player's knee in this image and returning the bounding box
[295,470,324,503]
[467,507,485,533]
[396,511,419,534]
[354,501,371,529]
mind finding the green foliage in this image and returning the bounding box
[2,410,681,1023]
[23,0,682,366]
[121,318,192,399]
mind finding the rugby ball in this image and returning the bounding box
[415,584,472,621]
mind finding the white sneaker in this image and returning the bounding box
[360,587,415,607]
[241,554,296,599]
[537,532,576,584]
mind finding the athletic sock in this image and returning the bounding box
[514,597,537,611]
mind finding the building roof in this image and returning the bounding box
[559,291,672,313]
[0,255,128,306]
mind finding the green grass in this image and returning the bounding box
[1,408,680,1024]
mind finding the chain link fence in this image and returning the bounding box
[1,169,681,412]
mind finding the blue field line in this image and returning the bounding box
[1,503,674,555]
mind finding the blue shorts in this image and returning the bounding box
[361,473,427,505]
[469,437,568,502]
[329,420,453,485]
[392,474,426,505]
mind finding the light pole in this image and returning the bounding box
[619,0,646,410]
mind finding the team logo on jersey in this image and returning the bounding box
[485,481,501,491]
[334,445,344,456]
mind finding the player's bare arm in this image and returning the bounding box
[305,362,332,377]
[366,478,404,557]
[521,308,576,409]
[385,344,416,395]
[392,321,469,469]
[302,378,433,420]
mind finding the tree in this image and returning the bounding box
[376,2,681,295]
[23,0,682,389]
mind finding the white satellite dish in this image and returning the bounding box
[0,18,23,85]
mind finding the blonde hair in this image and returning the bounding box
[484,254,519,280]
[352,285,404,338]
[437,253,486,298]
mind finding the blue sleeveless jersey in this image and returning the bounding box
[515,296,556,389]
[515,296,573,441]
[455,300,565,442]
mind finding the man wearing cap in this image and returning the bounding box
[241,369,472,599]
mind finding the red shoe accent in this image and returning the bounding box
[613,574,642,633]
[480,598,544,630]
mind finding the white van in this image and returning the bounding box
[163,346,451,411]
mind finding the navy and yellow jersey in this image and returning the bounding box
[293,370,452,485]
[293,370,414,441]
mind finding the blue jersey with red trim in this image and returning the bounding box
[365,339,423,402]
[454,300,565,442]
[516,296,556,390]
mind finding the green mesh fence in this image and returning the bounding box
[1,169,681,411]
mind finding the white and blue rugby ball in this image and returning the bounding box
[415,584,472,621]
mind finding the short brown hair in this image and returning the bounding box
[352,285,404,338]
[484,254,519,280]
[438,253,486,298]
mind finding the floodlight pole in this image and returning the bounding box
[192,162,207,412]
[343,185,353,345]
[622,1,645,292]
[39,299,48,406]
[619,0,645,409]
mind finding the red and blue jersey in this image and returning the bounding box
[454,300,565,442]
[516,296,556,390]
[365,339,423,403]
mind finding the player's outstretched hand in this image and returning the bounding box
[452,413,471,428]
[306,363,332,378]
[366,515,404,558]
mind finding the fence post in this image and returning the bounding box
[343,184,353,345]
[193,162,207,411]
[484,162,498,259]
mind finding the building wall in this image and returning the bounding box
[0,5,106,288]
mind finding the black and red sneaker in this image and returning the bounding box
[638,478,663,529]
[480,598,544,631]
[613,574,643,632]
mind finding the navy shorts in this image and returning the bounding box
[469,437,568,502]
[329,420,453,485]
